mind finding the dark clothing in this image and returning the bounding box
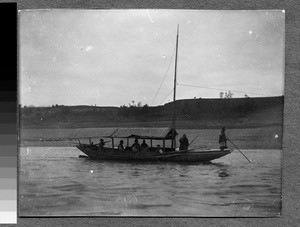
[141,142,148,149]
[132,142,141,151]
[156,145,163,154]
[179,136,189,151]
[219,133,227,143]
[99,141,105,149]
[118,144,125,151]
[219,132,227,150]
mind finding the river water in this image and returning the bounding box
[19,147,281,217]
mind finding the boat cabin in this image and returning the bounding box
[105,127,178,152]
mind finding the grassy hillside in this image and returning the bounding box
[19,96,284,129]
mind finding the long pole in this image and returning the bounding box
[171,24,179,150]
[189,135,200,146]
[227,138,252,163]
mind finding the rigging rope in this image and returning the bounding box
[177,83,269,97]
[159,88,175,105]
[151,48,176,106]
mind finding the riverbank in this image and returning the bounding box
[20,96,284,130]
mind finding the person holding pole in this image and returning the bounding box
[218,127,252,163]
[219,127,227,151]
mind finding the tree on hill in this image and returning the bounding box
[119,101,150,118]
[219,92,224,99]
[224,91,233,99]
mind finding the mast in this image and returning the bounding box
[171,24,179,150]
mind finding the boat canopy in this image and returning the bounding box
[108,127,178,140]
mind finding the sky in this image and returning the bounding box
[19,10,285,107]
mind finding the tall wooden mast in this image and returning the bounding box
[171,24,179,150]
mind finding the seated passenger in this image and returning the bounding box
[156,145,163,154]
[132,139,141,152]
[99,139,105,149]
[90,141,98,150]
[141,140,148,149]
[118,140,125,151]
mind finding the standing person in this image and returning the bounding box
[132,139,141,152]
[179,134,189,151]
[219,127,227,151]
[118,140,125,151]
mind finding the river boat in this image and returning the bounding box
[76,25,232,163]
[76,127,231,163]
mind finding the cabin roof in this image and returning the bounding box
[108,127,177,140]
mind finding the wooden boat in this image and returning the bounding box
[76,25,232,163]
[76,127,231,163]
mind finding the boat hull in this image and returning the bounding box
[76,144,232,163]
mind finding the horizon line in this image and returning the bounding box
[20,95,284,108]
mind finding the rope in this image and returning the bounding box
[159,88,175,105]
[151,48,176,105]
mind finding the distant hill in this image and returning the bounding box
[19,96,284,129]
